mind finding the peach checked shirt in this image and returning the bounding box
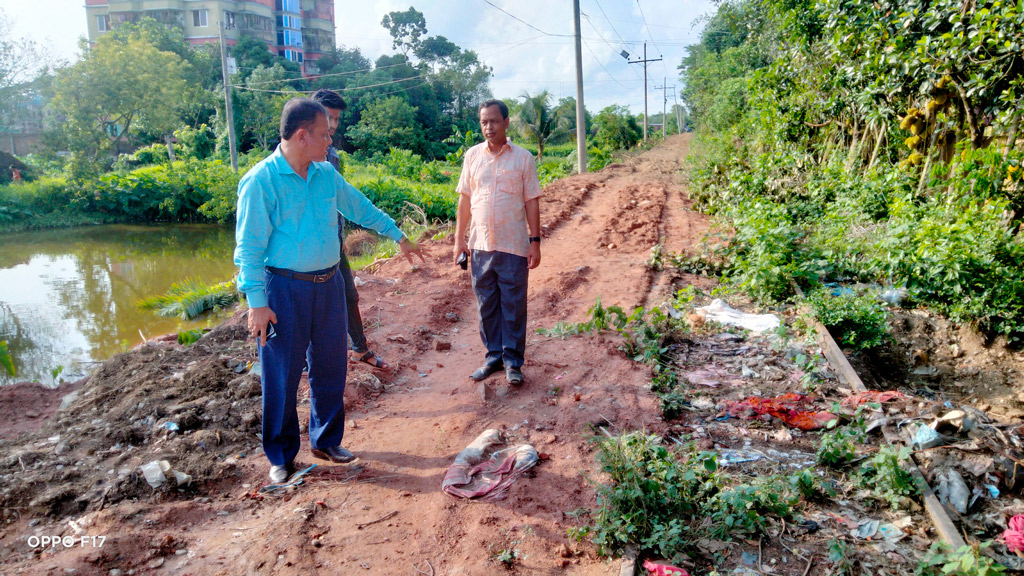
[456,141,542,258]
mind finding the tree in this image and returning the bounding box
[593,105,642,150]
[0,9,52,146]
[237,64,296,150]
[232,34,302,83]
[347,96,420,156]
[512,90,568,162]
[381,8,427,56]
[553,96,591,144]
[51,30,189,173]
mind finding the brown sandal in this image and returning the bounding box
[356,350,388,369]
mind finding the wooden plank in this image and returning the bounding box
[809,315,966,549]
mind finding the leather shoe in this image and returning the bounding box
[469,362,504,381]
[506,367,524,385]
[268,462,294,483]
[310,446,358,464]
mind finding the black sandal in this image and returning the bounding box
[355,350,388,369]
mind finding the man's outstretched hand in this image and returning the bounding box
[399,238,426,265]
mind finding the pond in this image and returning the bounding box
[0,224,239,386]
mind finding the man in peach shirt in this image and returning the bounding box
[453,99,542,385]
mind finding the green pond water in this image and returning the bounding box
[0,224,239,386]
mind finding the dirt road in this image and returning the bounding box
[0,134,710,575]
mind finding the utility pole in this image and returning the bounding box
[654,78,675,139]
[628,42,661,142]
[219,21,239,172]
[673,93,683,133]
[572,0,587,173]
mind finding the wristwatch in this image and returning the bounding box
[529,236,541,243]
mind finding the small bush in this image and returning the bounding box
[855,445,919,509]
[807,289,891,350]
[816,417,866,467]
[589,433,720,561]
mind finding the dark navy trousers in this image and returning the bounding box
[470,250,528,369]
[259,265,348,466]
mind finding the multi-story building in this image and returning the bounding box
[84,0,335,75]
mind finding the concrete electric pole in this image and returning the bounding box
[572,0,587,173]
[628,43,661,142]
[219,21,239,172]
[654,78,676,139]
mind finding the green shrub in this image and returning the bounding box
[589,433,720,561]
[855,445,919,509]
[138,277,240,320]
[807,289,890,350]
[816,417,867,467]
[537,158,569,187]
[916,541,1006,576]
[710,478,798,537]
[382,147,424,180]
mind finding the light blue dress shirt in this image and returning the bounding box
[234,146,404,308]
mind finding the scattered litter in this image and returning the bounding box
[694,299,781,333]
[721,393,838,430]
[985,484,1000,499]
[932,409,977,433]
[684,367,742,388]
[161,422,179,432]
[740,366,760,379]
[718,449,763,467]
[911,424,944,450]
[441,429,539,502]
[935,468,970,514]
[878,287,908,307]
[139,460,192,489]
[1003,515,1024,554]
[853,519,880,539]
[643,559,689,576]
[773,429,793,442]
[877,523,906,542]
[741,551,759,565]
[842,390,904,407]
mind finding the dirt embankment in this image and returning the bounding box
[0,135,711,575]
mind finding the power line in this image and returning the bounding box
[234,74,427,94]
[635,0,670,78]
[582,14,642,81]
[239,61,415,86]
[480,0,574,37]
[590,0,628,47]
[581,38,630,90]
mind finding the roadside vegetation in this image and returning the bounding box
[678,0,1024,344]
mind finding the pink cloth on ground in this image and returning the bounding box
[441,430,539,502]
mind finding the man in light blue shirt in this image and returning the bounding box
[235,97,423,484]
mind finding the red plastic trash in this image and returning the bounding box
[643,559,689,576]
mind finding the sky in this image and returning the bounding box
[2,0,716,114]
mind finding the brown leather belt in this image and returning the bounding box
[266,264,338,283]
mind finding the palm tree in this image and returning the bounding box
[512,90,570,162]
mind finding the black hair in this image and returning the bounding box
[479,99,508,119]
[280,98,326,140]
[311,89,347,111]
